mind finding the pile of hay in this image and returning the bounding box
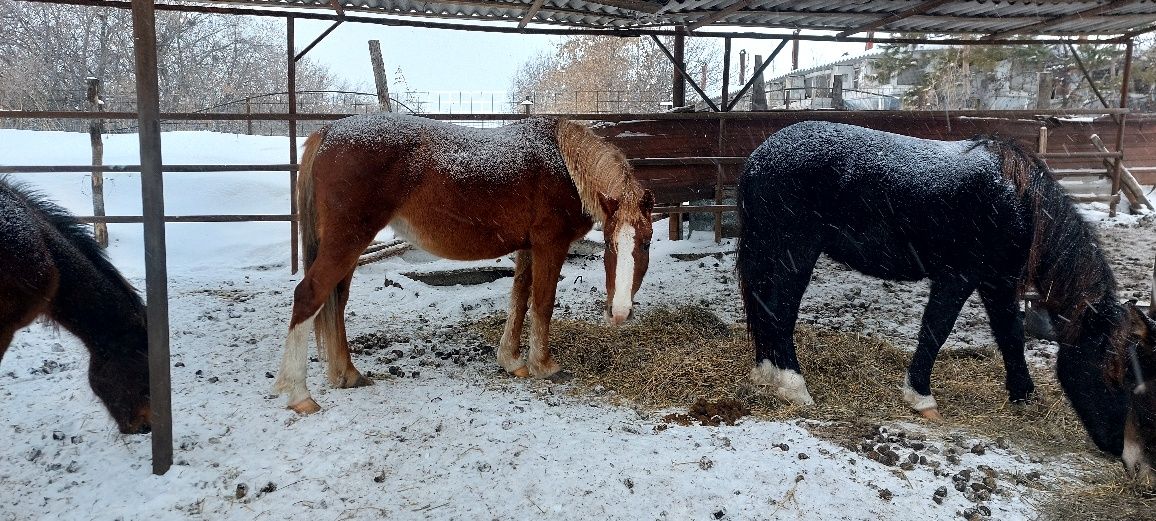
[472,305,1087,452]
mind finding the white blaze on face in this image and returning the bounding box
[610,223,636,324]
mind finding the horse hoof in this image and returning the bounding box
[341,373,374,388]
[288,398,322,415]
[918,408,943,421]
[510,367,531,378]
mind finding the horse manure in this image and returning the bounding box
[712,509,726,519]
[25,448,41,462]
[258,482,276,495]
[797,453,810,460]
[265,372,274,379]
[52,431,65,441]
[207,377,219,384]
[661,397,750,427]
[70,435,82,444]
[970,443,986,456]
[878,488,893,501]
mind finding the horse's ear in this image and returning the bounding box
[597,191,619,218]
[640,189,655,214]
[1126,302,1155,342]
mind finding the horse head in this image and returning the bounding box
[1120,300,1156,481]
[598,189,655,325]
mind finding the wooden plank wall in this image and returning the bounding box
[594,113,1156,204]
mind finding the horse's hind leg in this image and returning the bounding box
[323,269,373,388]
[275,233,375,413]
[740,235,822,406]
[526,244,568,379]
[904,276,978,419]
[978,281,1033,403]
[498,250,532,377]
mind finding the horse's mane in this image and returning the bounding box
[974,138,1120,345]
[0,178,142,306]
[553,119,643,224]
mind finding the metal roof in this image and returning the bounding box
[200,0,1156,37]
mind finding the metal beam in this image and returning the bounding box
[19,0,1132,44]
[725,39,788,111]
[518,0,546,28]
[583,0,662,14]
[294,19,343,62]
[651,34,720,112]
[687,0,755,32]
[129,0,173,477]
[837,0,953,38]
[986,0,1140,40]
[288,17,300,273]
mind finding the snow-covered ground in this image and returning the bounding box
[0,129,1152,520]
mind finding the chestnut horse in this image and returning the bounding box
[737,121,1156,476]
[274,114,654,414]
[0,179,150,434]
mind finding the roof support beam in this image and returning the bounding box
[586,0,661,14]
[725,38,788,111]
[687,0,756,32]
[650,34,720,112]
[129,0,173,477]
[294,19,343,62]
[985,0,1139,40]
[519,0,546,28]
[837,0,952,38]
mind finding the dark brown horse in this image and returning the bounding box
[737,121,1156,477]
[0,179,151,434]
[274,114,654,414]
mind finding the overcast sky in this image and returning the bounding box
[294,20,874,95]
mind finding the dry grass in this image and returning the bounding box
[471,305,1087,453]
[467,304,1156,520]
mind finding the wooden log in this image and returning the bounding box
[1091,134,1153,211]
[358,241,410,266]
[368,40,392,112]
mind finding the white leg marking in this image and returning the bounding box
[750,360,815,406]
[274,310,320,407]
[610,223,636,323]
[901,374,938,411]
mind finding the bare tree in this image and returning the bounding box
[512,35,721,113]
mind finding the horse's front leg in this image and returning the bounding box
[978,281,1034,403]
[498,250,532,377]
[526,245,568,379]
[904,276,978,420]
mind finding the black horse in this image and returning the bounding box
[0,179,151,434]
[737,121,1156,475]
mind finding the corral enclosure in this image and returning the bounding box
[5,0,1156,519]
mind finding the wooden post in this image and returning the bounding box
[245,98,253,135]
[130,0,173,476]
[1110,39,1133,217]
[714,119,725,243]
[1035,72,1052,110]
[721,37,731,111]
[672,28,686,108]
[669,210,683,241]
[831,75,844,110]
[751,55,768,110]
[86,77,108,247]
[288,18,300,274]
[368,40,392,112]
[1037,126,1048,154]
[791,29,800,70]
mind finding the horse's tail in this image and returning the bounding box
[296,126,342,352]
